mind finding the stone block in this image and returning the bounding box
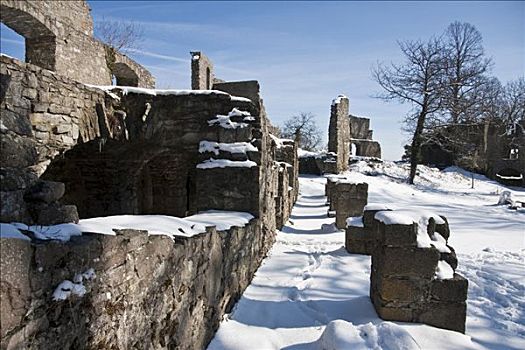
[24,180,65,204]
[37,204,79,225]
[378,222,418,247]
[430,274,468,302]
[374,304,413,322]
[346,238,376,255]
[417,301,467,333]
[373,246,440,279]
[376,277,429,303]
[54,124,72,134]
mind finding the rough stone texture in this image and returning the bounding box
[349,115,382,158]
[0,55,110,223]
[351,139,382,159]
[361,208,469,333]
[326,181,368,229]
[191,51,214,90]
[0,0,154,87]
[298,152,339,175]
[328,96,350,173]
[1,13,296,348]
[0,221,274,350]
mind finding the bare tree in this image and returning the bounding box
[281,112,322,151]
[95,17,144,53]
[501,78,525,127]
[442,22,492,125]
[373,38,446,184]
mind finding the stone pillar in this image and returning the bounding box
[367,210,468,333]
[332,181,368,229]
[328,95,350,173]
[191,51,214,90]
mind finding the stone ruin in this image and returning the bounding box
[0,1,300,348]
[0,0,154,87]
[325,175,368,229]
[300,94,382,175]
[325,177,467,333]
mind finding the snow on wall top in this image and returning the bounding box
[196,158,257,169]
[88,85,232,97]
[199,141,258,155]
[269,134,294,149]
[5,210,254,242]
[208,108,252,129]
[331,94,348,106]
[374,209,447,249]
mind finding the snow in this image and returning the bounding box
[8,211,254,241]
[269,134,294,148]
[208,160,524,350]
[230,96,252,103]
[434,260,454,280]
[199,141,258,155]
[87,85,231,97]
[364,203,391,211]
[52,280,87,301]
[0,223,30,241]
[374,210,414,225]
[331,94,347,106]
[196,158,257,169]
[346,216,364,228]
[208,108,252,129]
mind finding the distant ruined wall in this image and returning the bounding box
[1,221,275,350]
[328,95,350,173]
[349,115,381,159]
[191,51,214,90]
[0,0,154,87]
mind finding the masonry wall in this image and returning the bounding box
[0,0,154,87]
[1,220,274,350]
[0,55,108,224]
[328,96,350,173]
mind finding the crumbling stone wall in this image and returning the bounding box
[328,95,350,173]
[191,51,215,90]
[1,220,275,350]
[0,0,154,87]
[325,179,368,229]
[0,55,110,224]
[344,206,467,333]
[349,115,381,159]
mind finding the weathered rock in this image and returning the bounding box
[37,204,79,225]
[24,180,65,204]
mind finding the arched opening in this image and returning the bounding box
[112,62,139,87]
[0,5,57,70]
[206,67,211,89]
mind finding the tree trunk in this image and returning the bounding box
[409,107,428,184]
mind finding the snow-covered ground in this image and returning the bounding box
[208,161,525,350]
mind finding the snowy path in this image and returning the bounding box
[208,169,524,350]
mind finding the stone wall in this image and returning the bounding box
[191,51,214,90]
[344,206,468,333]
[0,55,109,224]
[324,179,368,228]
[1,220,274,350]
[328,95,350,173]
[349,115,381,158]
[0,0,154,87]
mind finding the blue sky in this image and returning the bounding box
[1,1,523,160]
